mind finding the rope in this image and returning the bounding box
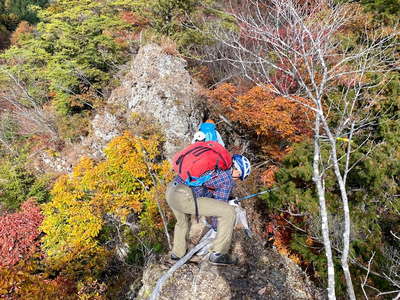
[148,229,214,300]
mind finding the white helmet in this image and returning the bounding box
[192,131,206,143]
[232,154,251,180]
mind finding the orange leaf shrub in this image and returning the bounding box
[261,165,279,187]
[10,21,33,46]
[0,263,76,300]
[119,11,149,27]
[266,215,303,266]
[208,83,314,161]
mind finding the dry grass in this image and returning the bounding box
[159,37,180,57]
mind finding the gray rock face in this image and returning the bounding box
[109,44,204,158]
[83,111,123,159]
[38,152,73,174]
[33,111,122,174]
[91,112,121,143]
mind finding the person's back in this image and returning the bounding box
[172,141,232,187]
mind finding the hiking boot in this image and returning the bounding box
[170,253,181,260]
[169,252,202,264]
[209,253,237,266]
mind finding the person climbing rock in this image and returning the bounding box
[167,144,251,266]
[191,119,225,147]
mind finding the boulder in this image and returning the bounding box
[37,43,203,173]
[91,111,121,143]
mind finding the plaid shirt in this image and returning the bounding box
[174,169,235,202]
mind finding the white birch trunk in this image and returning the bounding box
[313,113,336,299]
[200,0,399,297]
[320,117,356,300]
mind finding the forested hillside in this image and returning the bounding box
[0,0,48,48]
[0,0,399,299]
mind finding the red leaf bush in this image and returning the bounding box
[0,199,43,267]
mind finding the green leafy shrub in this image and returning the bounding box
[0,0,49,26]
[360,0,400,24]
[0,158,50,211]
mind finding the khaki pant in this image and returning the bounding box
[166,182,236,257]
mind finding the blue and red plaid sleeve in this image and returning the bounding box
[203,169,235,202]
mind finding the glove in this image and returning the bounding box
[228,197,239,207]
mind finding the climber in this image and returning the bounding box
[191,119,225,147]
[166,148,251,266]
[191,119,226,231]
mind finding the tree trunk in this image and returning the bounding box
[320,116,356,300]
[313,113,336,299]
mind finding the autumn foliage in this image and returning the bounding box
[209,83,314,160]
[0,199,43,267]
[0,264,76,300]
[40,131,173,279]
[9,21,33,46]
[265,215,303,266]
[0,199,75,299]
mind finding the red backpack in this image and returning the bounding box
[172,141,232,185]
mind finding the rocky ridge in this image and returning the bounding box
[109,43,204,159]
[34,43,324,300]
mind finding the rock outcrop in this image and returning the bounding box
[109,43,204,158]
[31,44,325,299]
[32,110,123,174]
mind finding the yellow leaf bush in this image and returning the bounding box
[41,131,173,281]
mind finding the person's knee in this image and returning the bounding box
[176,217,188,229]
